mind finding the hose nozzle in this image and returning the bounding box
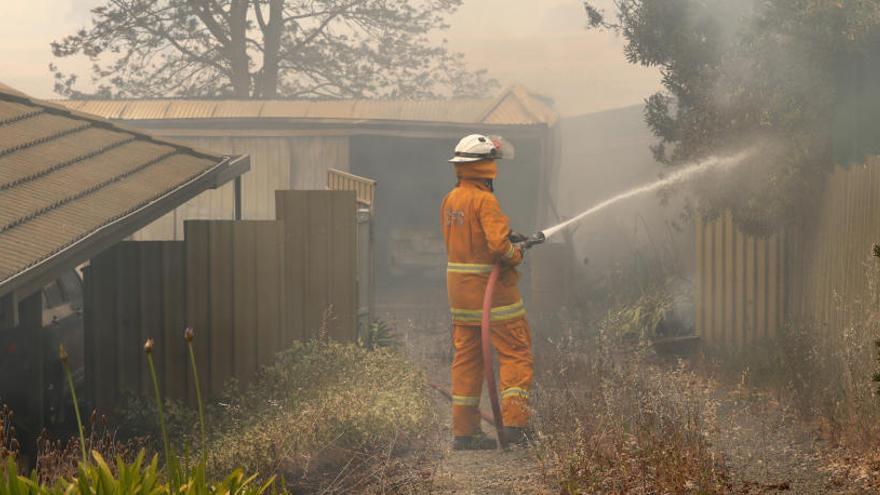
[509,230,545,251]
[521,231,545,250]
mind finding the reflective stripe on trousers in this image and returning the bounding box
[450,300,526,324]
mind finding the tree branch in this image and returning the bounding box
[188,0,230,47]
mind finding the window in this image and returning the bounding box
[43,281,64,309]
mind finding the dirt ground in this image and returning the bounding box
[390,308,880,494]
[392,308,554,494]
[705,380,880,494]
[427,393,552,495]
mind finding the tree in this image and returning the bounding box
[584,0,880,233]
[51,0,495,100]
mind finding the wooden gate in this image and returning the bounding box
[327,169,376,337]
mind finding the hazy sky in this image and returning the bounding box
[0,0,660,117]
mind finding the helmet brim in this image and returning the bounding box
[448,156,485,163]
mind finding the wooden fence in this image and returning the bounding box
[84,190,359,410]
[84,242,187,409]
[326,169,376,335]
[276,190,357,342]
[184,221,285,398]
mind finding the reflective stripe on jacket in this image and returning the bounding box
[441,165,524,325]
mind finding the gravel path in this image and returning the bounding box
[393,309,553,494]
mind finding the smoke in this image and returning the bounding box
[439,0,661,116]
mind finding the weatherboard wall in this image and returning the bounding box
[131,135,349,240]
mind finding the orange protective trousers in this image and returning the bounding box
[451,318,533,437]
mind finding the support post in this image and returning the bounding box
[233,176,243,221]
[20,291,45,456]
[0,292,18,328]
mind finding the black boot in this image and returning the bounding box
[453,432,497,450]
[503,427,532,447]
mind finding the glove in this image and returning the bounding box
[508,230,528,244]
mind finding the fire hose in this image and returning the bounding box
[481,232,545,449]
[481,264,507,448]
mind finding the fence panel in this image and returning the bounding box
[276,190,358,342]
[788,160,880,334]
[86,192,358,408]
[695,212,785,351]
[185,220,286,395]
[85,242,186,412]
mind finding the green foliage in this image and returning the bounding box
[1,325,430,494]
[604,290,672,345]
[0,331,285,495]
[584,0,880,234]
[358,319,398,351]
[0,451,279,494]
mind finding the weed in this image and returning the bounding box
[58,345,85,463]
[358,319,398,351]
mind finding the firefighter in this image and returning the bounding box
[441,134,534,450]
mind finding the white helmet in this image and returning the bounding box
[449,134,502,163]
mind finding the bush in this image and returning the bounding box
[708,260,880,449]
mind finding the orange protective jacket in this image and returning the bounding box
[441,160,524,326]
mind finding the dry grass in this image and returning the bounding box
[33,412,146,485]
[204,339,438,493]
[532,313,730,494]
[711,261,880,451]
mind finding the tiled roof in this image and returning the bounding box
[0,84,248,297]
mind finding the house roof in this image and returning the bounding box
[56,85,558,127]
[0,83,249,299]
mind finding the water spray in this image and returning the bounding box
[537,150,753,242]
[479,150,753,448]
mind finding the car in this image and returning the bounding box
[0,269,85,454]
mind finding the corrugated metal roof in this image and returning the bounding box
[0,84,248,296]
[53,85,557,126]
